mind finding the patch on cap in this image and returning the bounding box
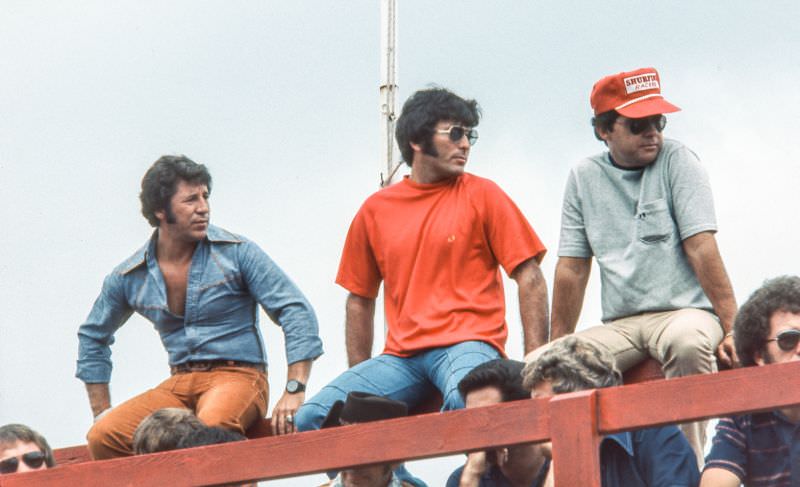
[624,73,659,94]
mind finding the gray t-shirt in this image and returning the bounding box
[559,138,716,321]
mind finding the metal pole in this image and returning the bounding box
[379,0,399,188]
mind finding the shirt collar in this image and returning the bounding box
[118,224,241,275]
[601,431,634,457]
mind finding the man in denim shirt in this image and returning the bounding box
[76,155,323,459]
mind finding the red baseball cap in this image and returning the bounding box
[590,67,681,118]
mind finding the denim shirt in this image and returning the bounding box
[76,225,323,383]
[601,426,700,487]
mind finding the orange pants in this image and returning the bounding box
[87,366,268,459]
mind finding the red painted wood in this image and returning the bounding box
[52,445,91,466]
[598,361,800,433]
[30,362,800,487]
[51,396,444,466]
[622,357,664,384]
[549,390,602,487]
[5,399,550,486]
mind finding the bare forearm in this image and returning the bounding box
[286,359,312,383]
[683,233,737,333]
[345,293,376,367]
[550,257,591,340]
[85,383,111,418]
[513,258,549,353]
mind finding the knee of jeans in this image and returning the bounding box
[86,418,115,453]
[295,402,325,432]
[441,388,465,411]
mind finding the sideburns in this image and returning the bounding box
[164,202,177,224]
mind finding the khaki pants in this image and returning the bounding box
[531,308,722,467]
[87,366,268,459]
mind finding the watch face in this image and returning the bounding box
[286,380,305,393]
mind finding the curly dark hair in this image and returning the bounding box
[139,155,212,227]
[735,276,800,367]
[395,87,481,167]
[457,359,528,403]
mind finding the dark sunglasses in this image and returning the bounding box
[0,451,47,474]
[435,125,479,145]
[621,115,667,135]
[767,329,800,352]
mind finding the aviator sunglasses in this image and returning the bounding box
[0,451,46,474]
[620,114,667,135]
[435,125,479,145]
[767,328,800,352]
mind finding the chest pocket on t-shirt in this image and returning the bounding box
[636,198,672,244]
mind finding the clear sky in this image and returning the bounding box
[1,1,799,485]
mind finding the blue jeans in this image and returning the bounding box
[296,341,500,485]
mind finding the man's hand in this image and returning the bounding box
[459,451,489,487]
[271,391,304,436]
[270,359,312,436]
[699,467,741,487]
[85,383,111,419]
[716,334,738,369]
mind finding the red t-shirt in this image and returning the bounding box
[336,173,546,356]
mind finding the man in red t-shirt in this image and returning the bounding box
[296,89,547,473]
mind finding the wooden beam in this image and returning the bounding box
[549,390,602,487]
[1,399,550,487]
[598,361,800,433]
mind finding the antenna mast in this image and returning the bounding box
[379,0,400,188]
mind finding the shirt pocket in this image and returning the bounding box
[636,199,673,244]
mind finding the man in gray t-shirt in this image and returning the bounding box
[537,67,737,465]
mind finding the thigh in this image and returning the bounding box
[88,375,188,456]
[425,341,501,411]
[574,322,649,372]
[296,354,434,432]
[647,308,722,377]
[195,367,268,434]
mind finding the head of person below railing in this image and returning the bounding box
[701,275,800,487]
[448,336,701,487]
[0,424,55,476]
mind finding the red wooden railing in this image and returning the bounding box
[3,360,797,487]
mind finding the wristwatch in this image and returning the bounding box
[286,379,306,394]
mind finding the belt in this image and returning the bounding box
[170,360,265,374]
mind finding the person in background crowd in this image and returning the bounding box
[447,359,550,487]
[0,424,55,475]
[319,392,414,487]
[701,276,800,487]
[523,337,699,487]
[132,407,205,454]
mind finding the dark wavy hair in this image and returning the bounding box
[395,87,481,166]
[458,359,528,403]
[139,155,212,227]
[0,424,55,468]
[735,276,800,367]
[591,110,620,141]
